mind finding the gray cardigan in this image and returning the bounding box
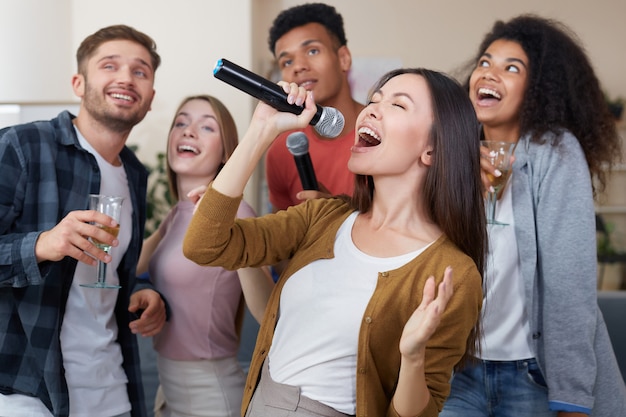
[512,131,626,415]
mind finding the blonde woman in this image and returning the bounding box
[137,95,273,417]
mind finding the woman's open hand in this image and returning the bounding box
[399,266,454,361]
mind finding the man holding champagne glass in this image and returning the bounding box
[0,25,167,417]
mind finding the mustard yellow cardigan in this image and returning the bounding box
[183,186,482,417]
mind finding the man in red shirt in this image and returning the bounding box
[265,2,365,212]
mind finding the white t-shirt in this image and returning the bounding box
[60,130,133,416]
[479,181,534,360]
[268,212,431,415]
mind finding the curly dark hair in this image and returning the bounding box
[464,14,621,193]
[268,2,347,55]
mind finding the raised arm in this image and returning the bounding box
[183,84,317,271]
[237,266,274,323]
[211,84,317,198]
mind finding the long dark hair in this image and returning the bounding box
[351,68,486,365]
[465,14,620,194]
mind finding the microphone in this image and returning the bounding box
[286,132,318,191]
[213,58,345,138]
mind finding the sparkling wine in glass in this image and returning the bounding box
[81,194,124,289]
[481,141,516,226]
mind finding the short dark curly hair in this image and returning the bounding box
[465,14,620,193]
[268,2,347,55]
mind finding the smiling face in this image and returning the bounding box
[469,39,529,137]
[274,22,350,105]
[72,39,156,133]
[348,73,434,178]
[167,99,225,184]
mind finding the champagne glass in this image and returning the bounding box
[481,141,516,226]
[81,194,124,289]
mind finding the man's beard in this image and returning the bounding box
[82,82,150,133]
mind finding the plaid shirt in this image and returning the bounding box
[0,111,151,417]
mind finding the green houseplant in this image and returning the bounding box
[144,151,175,237]
[129,146,175,237]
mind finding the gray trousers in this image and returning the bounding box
[244,359,354,417]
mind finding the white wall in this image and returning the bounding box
[0,0,74,103]
[1,0,259,205]
[70,0,254,164]
[69,0,261,205]
[2,0,625,212]
[257,0,626,98]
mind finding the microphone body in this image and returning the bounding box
[213,58,344,138]
[286,132,318,191]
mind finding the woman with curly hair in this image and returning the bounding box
[440,14,626,417]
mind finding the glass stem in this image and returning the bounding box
[487,191,497,223]
[97,248,111,285]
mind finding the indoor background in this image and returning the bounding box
[2,0,624,212]
[2,1,625,413]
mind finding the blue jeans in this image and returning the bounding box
[439,358,556,417]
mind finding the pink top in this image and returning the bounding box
[265,125,356,210]
[150,200,255,360]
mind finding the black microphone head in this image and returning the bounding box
[314,106,345,138]
[286,132,309,156]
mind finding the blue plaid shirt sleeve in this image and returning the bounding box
[0,125,46,287]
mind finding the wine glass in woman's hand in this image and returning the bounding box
[481,141,516,226]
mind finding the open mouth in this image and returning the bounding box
[177,145,200,155]
[357,127,381,147]
[110,93,134,102]
[477,87,501,101]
